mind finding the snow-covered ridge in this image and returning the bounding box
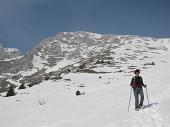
[0,43,21,60]
[0,32,170,89]
[4,47,19,52]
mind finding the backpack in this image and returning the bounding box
[132,76,142,87]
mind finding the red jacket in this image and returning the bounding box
[130,76,145,88]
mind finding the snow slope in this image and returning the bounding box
[0,38,170,127]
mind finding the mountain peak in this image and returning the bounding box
[0,43,21,60]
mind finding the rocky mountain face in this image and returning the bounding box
[0,43,21,60]
[0,32,127,74]
[0,44,22,92]
[0,32,169,92]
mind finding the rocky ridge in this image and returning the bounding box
[0,32,169,92]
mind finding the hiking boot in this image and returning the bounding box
[139,105,144,109]
[135,108,140,111]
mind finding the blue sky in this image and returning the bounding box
[0,0,170,53]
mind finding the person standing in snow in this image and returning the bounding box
[130,69,147,111]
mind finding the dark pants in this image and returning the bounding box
[133,87,144,109]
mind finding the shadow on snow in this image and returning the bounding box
[143,102,158,109]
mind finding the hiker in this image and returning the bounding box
[130,69,147,111]
[6,85,16,97]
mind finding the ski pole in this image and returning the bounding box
[145,85,150,108]
[128,87,133,111]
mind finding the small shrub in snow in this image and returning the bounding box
[51,76,62,81]
[144,62,155,66]
[44,76,50,81]
[6,85,16,97]
[78,84,86,87]
[76,90,85,96]
[38,98,46,105]
[28,83,34,88]
[64,78,71,81]
[18,83,26,89]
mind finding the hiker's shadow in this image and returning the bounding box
[143,102,158,109]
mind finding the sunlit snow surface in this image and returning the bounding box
[0,38,170,127]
